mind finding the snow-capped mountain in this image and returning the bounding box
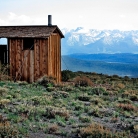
[61,27,138,55]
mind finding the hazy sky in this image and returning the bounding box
[0,0,138,30]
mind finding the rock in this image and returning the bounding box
[84,102,91,106]
[134,118,138,122]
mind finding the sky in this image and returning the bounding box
[0,0,138,31]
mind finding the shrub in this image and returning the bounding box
[61,70,75,81]
[90,97,104,106]
[110,117,118,123]
[133,124,138,133]
[80,123,131,138]
[88,87,106,95]
[79,116,91,123]
[117,98,132,104]
[17,81,28,86]
[46,107,70,120]
[48,124,59,134]
[0,99,10,107]
[116,83,125,89]
[78,94,91,101]
[0,87,8,97]
[47,87,55,92]
[116,103,136,111]
[0,114,18,137]
[31,95,52,105]
[130,94,138,101]
[88,107,101,117]
[37,75,56,87]
[0,64,11,81]
[57,91,69,98]
[74,76,93,87]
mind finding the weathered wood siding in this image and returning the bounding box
[9,39,23,81]
[34,39,48,81]
[22,50,34,82]
[9,35,61,83]
[48,33,61,83]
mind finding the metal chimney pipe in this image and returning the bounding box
[48,15,52,26]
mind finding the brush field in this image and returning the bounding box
[0,71,138,138]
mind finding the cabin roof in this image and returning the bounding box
[0,25,64,38]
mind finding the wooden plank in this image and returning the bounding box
[9,39,12,78]
[16,39,22,80]
[51,35,54,77]
[41,39,47,75]
[48,36,51,76]
[54,35,56,79]
[21,41,34,82]
[59,34,61,82]
[21,47,24,81]
[15,39,18,80]
[20,39,23,80]
[57,35,59,82]
[29,50,34,82]
[11,39,16,80]
[45,39,48,75]
[34,39,37,81]
[34,39,40,81]
[56,35,59,82]
[55,34,58,82]
[48,36,52,76]
[58,34,61,83]
[39,39,43,77]
[22,50,28,81]
[27,49,30,82]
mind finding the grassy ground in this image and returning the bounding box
[0,72,138,138]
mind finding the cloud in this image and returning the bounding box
[119,14,126,18]
[0,19,7,25]
[8,12,33,25]
[0,12,47,25]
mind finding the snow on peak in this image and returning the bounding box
[63,27,138,47]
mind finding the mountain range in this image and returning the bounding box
[61,27,138,55]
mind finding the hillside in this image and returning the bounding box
[68,53,138,64]
[61,55,138,78]
[0,73,138,138]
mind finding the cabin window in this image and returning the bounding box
[23,38,34,50]
[0,38,8,65]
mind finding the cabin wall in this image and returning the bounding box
[9,35,61,83]
[34,39,48,81]
[9,38,23,81]
[48,33,61,83]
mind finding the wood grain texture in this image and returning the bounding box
[9,36,62,83]
[34,39,40,81]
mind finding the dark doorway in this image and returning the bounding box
[0,38,8,65]
[23,38,34,50]
[0,45,8,65]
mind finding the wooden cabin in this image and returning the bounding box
[0,17,64,83]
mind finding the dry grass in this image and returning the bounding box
[0,99,10,107]
[74,76,93,87]
[80,123,131,138]
[116,83,125,89]
[116,103,136,111]
[46,106,70,120]
[37,75,56,87]
[0,64,11,81]
[0,114,18,137]
[0,87,8,97]
[48,124,59,134]
[134,124,138,133]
